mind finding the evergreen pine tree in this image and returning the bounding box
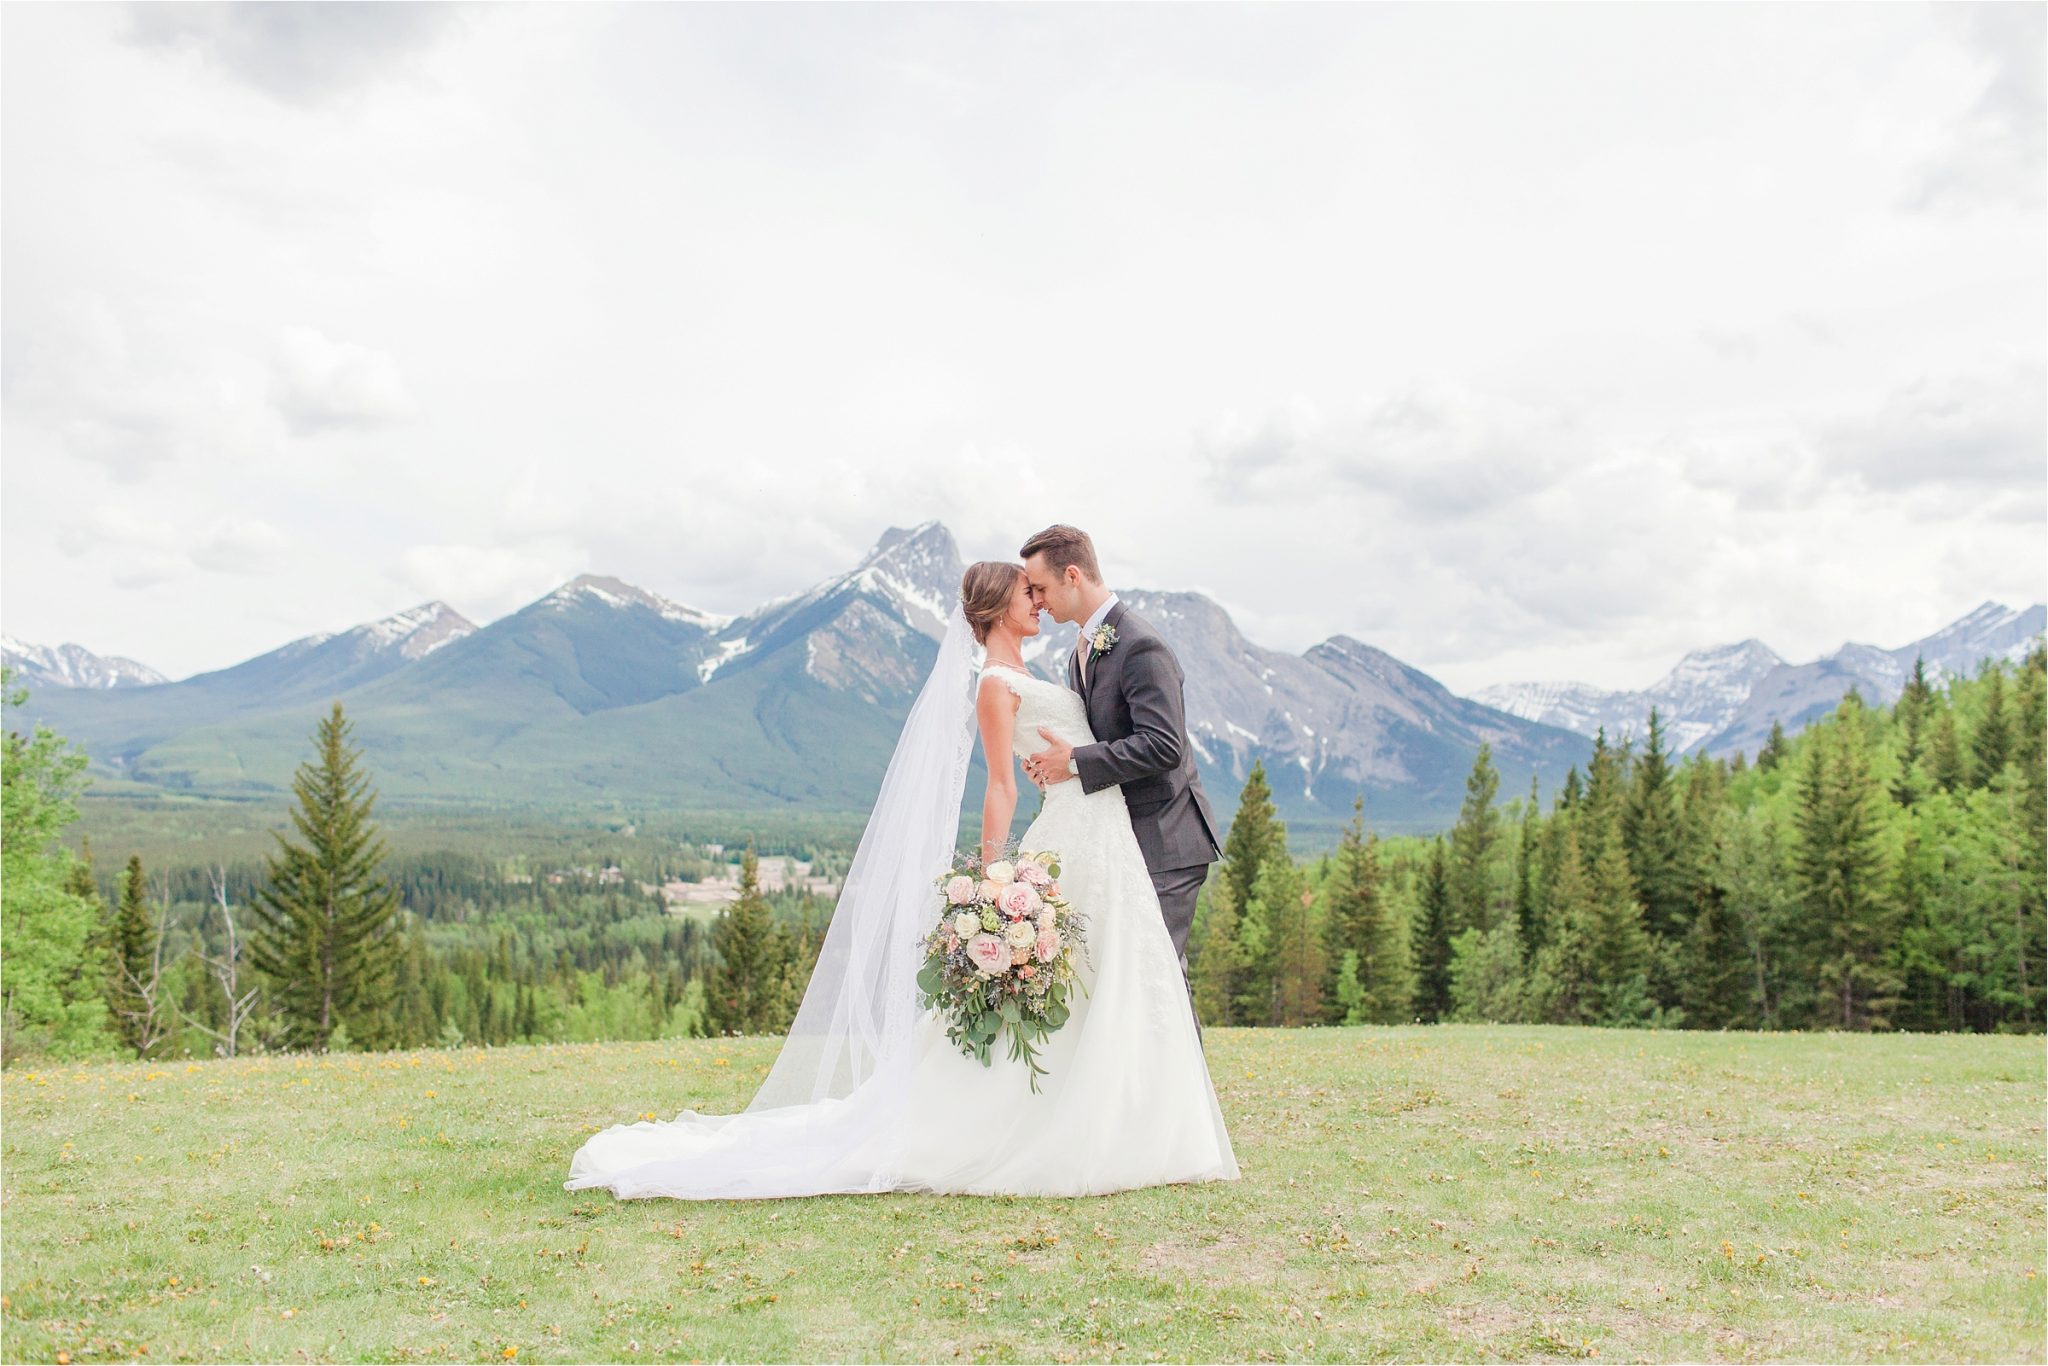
[1330,950,1367,1026]
[1514,775,1541,952]
[2015,645,2047,796]
[1192,877,1246,1028]
[394,918,434,1047]
[1411,836,1454,1023]
[249,703,403,1053]
[1221,761,1284,915]
[107,854,158,1056]
[1623,707,1691,946]
[1969,666,2012,787]
[1234,854,1301,1024]
[1586,833,1653,1024]
[1757,718,1788,772]
[1449,743,1501,934]
[1680,884,1750,1029]
[1318,801,1406,1024]
[1535,786,1578,950]
[2010,644,2047,1029]
[1927,705,1966,792]
[1892,656,1936,803]
[68,838,110,1024]
[1266,858,1324,1027]
[1793,702,1901,1030]
[703,848,792,1035]
[1580,729,1628,867]
[1447,921,1526,1023]
[1526,825,1598,1025]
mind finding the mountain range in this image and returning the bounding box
[1475,601,2045,758]
[7,523,2038,833]
[2,637,167,690]
[5,524,1587,832]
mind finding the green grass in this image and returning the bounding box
[3,1026,2042,1363]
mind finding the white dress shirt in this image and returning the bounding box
[1069,592,1120,775]
[1076,592,1120,685]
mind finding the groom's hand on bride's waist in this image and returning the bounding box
[1026,728,1078,785]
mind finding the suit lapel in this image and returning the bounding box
[1083,601,1129,709]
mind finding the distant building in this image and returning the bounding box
[658,856,839,914]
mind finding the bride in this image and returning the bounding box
[563,561,1240,1199]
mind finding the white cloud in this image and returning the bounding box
[53,506,289,585]
[1819,363,2046,496]
[120,1,458,108]
[389,541,587,623]
[271,326,412,436]
[1200,383,1588,518]
[2,3,2041,688]
[1903,3,2046,212]
[190,517,291,575]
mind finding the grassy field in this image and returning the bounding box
[2,1025,2042,1363]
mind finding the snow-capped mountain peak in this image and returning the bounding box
[849,522,962,637]
[351,602,477,660]
[2,636,168,689]
[541,574,732,630]
[1472,601,2044,759]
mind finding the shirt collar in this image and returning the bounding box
[1080,592,1120,641]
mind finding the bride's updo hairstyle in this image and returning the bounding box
[959,561,1023,645]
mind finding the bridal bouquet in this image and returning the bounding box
[917,849,1090,1093]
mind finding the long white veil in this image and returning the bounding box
[744,602,980,1112]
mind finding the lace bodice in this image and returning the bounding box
[978,663,1096,761]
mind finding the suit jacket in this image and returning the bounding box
[1068,601,1223,874]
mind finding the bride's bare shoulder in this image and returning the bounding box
[976,669,1024,705]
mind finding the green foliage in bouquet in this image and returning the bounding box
[916,849,1090,1093]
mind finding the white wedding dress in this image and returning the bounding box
[563,655,1240,1200]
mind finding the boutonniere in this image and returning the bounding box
[1087,623,1118,660]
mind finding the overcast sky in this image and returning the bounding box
[4,2,2042,695]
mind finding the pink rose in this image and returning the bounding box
[998,882,1041,918]
[978,879,1002,903]
[965,933,1010,977]
[946,876,976,905]
[1035,927,1061,962]
[1015,862,1052,889]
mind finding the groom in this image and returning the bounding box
[1017,524,1223,1040]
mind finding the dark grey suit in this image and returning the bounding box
[1067,601,1222,1037]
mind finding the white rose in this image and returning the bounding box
[986,860,1016,885]
[1004,919,1036,949]
[952,911,981,939]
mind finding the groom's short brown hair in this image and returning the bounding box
[1019,524,1102,585]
